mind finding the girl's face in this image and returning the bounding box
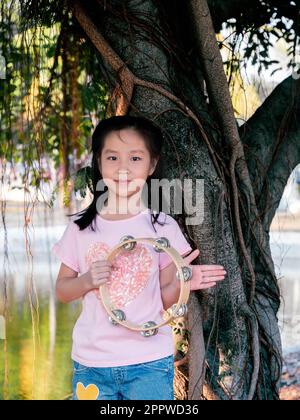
[98,128,158,200]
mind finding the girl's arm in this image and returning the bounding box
[159,251,190,311]
[56,257,113,303]
[56,263,92,303]
[160,250,226,311]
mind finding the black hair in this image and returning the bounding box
[68,115,166,232]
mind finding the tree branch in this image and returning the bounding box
[186,0,259,304]
[240,76,300,230]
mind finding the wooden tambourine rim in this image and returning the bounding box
[98,237,191,332]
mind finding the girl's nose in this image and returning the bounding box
[118,171,129,178]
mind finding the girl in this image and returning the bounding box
[52,115,226,400]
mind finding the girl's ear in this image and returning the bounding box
[149,158,158,176]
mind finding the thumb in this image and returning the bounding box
[183,249,200,264]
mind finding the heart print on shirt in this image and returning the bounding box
[85,241,153,308]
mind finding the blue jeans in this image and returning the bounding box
[72,355,174,400]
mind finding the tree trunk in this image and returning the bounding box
[70,0,299,399]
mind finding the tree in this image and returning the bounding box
[1,0,300,399]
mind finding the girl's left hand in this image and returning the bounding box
[183,249,226,291]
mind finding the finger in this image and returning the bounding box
[200,282,217,289]
[97,278,110,285]
[92,272,111,280]
[200,265,225,271]
[201,269,226,275]
[202,271,226,277]
[183,249,200,264]
[93,263,112,271]
[94,271,112,279]
[94,280,110,288]
[202,275,225,282]
[92,256,109,262]
[93,260,112,266]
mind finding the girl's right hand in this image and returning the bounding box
[86,258,112,289]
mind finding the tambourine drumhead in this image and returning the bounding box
[99,236,193,337]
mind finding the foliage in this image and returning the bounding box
[1,0,299,200]
[0,0,108,204]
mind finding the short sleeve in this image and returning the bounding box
[159,216,193,270]
[52,220,80,272]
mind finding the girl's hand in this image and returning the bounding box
[86,258,112,290]
[183,249,226,291]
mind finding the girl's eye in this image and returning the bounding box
[106,156,142,161]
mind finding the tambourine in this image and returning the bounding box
[99,235,193,338]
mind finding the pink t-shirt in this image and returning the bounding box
[52,207,192,367]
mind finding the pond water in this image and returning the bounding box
[0,218,299,399]
[0,222,81,400]
[270,230,300,352]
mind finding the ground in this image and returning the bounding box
[273,212,300,400]
[280,350,300,400]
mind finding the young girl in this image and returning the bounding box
[52,115,226,400]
